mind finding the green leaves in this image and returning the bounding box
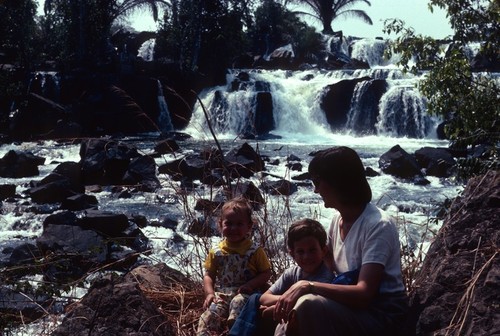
[384,1,499,179]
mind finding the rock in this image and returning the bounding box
[379,145,422,179]
[0,184,16,200]
[153,138,180,155]
[78,210,130,237]
[80,138,158,189]
[0,287,53,325]
[254,91,275,135]
[407,170,500,335]
[0,150,45,178]
[27,161,84,205]
[261,179,298,196]
[122,155,161,191]
[75,85,159,135]
[414,147,456,177]
[321,76,385,132]
[8,93,69,141]
[225,142,265,178]
[51,274,172,336]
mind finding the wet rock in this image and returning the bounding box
[0,150,45,178]
[0,184,16,200]
[414,147,456,177]
[261,179,298,196]
[379,145,422,179]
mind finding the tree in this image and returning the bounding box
[384,0,499,178]
[42,0,170,68]
[291,0,372,35]
[0,0,39,68]
[156,0,252,82]
[250,0,322,59]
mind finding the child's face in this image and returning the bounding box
[290,236,327,276]
[219,208,252,243]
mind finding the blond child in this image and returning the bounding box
[196,197,272,336]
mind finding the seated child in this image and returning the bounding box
[196,197,272,336]
[228,218,334,336]
[259,218,334,320]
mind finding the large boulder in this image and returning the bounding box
[79,138,160,190]
[0,150,45,178]
[51,274,173,336]
[379,145,422,179]
[407,170,500,335]
[320,76,387,134]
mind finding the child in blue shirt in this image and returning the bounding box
[229,218,334,335]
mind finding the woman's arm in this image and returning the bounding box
[274,263,384,320]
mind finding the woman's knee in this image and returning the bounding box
[293,294,322,315]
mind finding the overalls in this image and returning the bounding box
[197,242,258,336]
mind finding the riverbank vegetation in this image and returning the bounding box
[383,0,499,179]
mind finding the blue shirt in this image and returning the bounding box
[269,261,334,295]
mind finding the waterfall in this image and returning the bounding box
[137,38,155,61]
[28,71,61,101]
[350,39,389,67]
[157,80,174,134]
[376,85,432,138]
[185,67,436,140]
[346,80,377,134]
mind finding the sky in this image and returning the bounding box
[127,0,453,39]
[328,0,454,39]
[35,0,454,39]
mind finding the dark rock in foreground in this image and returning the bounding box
[407,170,500,336]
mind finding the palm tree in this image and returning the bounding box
[292,0,372,35]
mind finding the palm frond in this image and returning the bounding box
[335,9,373,25]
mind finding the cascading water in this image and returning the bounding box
[157,80,174,134]
[376,85,433,138]
[346,79,379,134]
[186,67,438,140]
[350,38,391,68]
[137,38,156,62]
[3,36,467,336]
[27,71,61,101]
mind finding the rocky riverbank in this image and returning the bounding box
[0,136,497,335]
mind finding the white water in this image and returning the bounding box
[156,80,174,133]
[2,36,468,335]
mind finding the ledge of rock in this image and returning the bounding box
[407,170,500,335]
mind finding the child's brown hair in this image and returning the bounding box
[287,218,327,250]
[218,196,253,228]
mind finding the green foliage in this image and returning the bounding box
[383,1,500,179]
[156,0,251,79]
[249,0,323,58]
[42,0,170,69]
[0,0,40,68]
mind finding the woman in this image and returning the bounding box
[273,146,408,336]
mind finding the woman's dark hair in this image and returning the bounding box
[308,146,372,205]
[287,218,327,250]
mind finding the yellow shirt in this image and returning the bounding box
[204,238,271,288]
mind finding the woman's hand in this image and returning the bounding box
[273,280,309,321]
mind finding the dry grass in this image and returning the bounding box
[142,281,206,336]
